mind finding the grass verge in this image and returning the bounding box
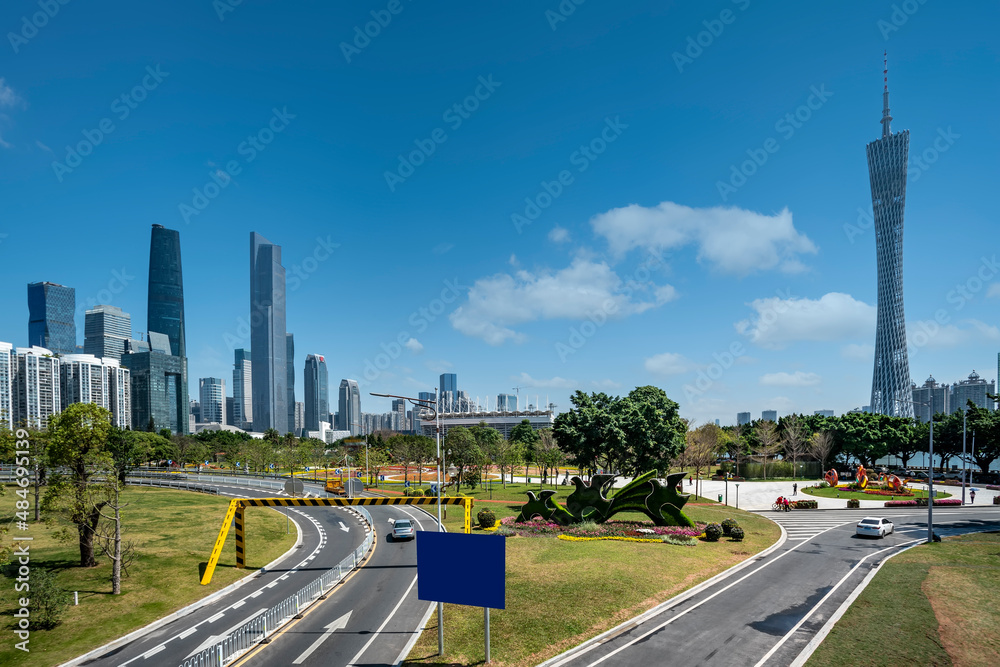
[403,502,780,666]
[0,485,296,667]
[806,531,1000,667]
[801,485,951,501]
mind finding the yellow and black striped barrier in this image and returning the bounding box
[200,496,473,585]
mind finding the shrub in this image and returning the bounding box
[729,526,745,541]
[885,500,918,507]
[792,500,818,509]
[994,495,1000,505]
[31,569,71,629]
[704,523,722,542]
[934,498,961,505]
[721,518,738,536]
[916,498,928,506]
[424,488,436,497]
[476,508,496,529]
[847,499,860,509]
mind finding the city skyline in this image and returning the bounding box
[1,4,998,425]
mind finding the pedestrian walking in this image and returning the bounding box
[793,483,797,496]
[970,489,976,504]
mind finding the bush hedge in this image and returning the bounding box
[729,526,745,541]
[791,500,818,509]
[704,523,722,542]
[721,518,738,536]
[847,499,860,508]
[476,508,496,529]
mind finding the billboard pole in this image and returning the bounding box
[485,607,491,663]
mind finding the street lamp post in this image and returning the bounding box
[898,397,936,543]
[370,389,444,656]
[961,410,967,505]
[734,483,740,510]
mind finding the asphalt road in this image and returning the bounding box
[78,480,367,667]
[238,502,439,667]
[543,505,1000,667]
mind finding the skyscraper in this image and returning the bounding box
[27,282,76,355]
[233,349,252,430]
[338,379,360,435]
[83,305,132,361]
[13,346,61,429]
[199,377,226,424]
[60,354,131,428]
[761,409,777,422]
[250,232,288,434]
[304,354,328,432]
[121,225,190,434]
[497,393,517,411]
[867,56,912,418]
[286,333,295,434]
[0,342,13,429]
[736,411,751,426]
[440,373,457,412]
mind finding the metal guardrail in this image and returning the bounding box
[129,472,286,492]
[177,505,374,667]
[126,477,221,495]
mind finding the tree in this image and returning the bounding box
[780,416,809,479]
[833,412,908,469]
[535,428,564,483]
[553,386,686,479]
[510,419,540,478]
[964,403,1000,473]
[751,421,782,480]
[90,456,137,594]
[44,403,113,567]
[809,431,835,472]
[443,427,482,490]
[106,427,147,484]
[685,423,720,498]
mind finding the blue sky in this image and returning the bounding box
[2,0,999,424]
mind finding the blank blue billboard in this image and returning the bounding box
[416,531,505,609]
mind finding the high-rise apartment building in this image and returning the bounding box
[83,305,132,362]
[250,232,288,433]
[911,375,950,423]
[27,282,76,355]
[813,410,835,418]
[233,349,252,430]
[60,354,131,428]
[13,346,62,429]
[122,225,190,434]
[199,377,226,424]
[294,401,304,434]
[338,379,361,435]
[950,371,996,411]
[0,342,15,429]
[304,354,329,432]
[736,411,751,426]
[867,57,912,418]
[286,333,295,434]
[761,410,777,422]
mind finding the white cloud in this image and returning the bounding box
[548,226,571,243]
[590,201,817,276]
[590,379,621,390]
[0,133,9,149]
[511,371,576,389]
[404,337,423,353]
[759,371,821,387]
[645,352,697,376]
[736,292,875,349]
[988,283,1000,298]
[450,258,676,345]
[907,319,1000,349]
[0,79,22,108]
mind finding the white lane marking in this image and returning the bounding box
[231,600,246,609]
[206,612,225,623]
[346,575,419,667]
[250,590,263,598]
[754,538,923,667]
[571,523,847,667]
[141,645,166,659]
[184,608,267,658]
[292,610,353,664]
[178,627,198,640]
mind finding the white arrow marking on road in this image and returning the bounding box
[185,608,266,658]
[339,521,349,532]
[292,610,353,664]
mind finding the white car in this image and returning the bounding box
[856,517,894,539]
[392,519,415,541]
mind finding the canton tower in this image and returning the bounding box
[867,54,912,418]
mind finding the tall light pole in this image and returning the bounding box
[898,397,935,543]
[961,409,967,505]
[371,389,444,656]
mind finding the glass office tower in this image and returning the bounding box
[233,348,252,429]
[250,232,288,433]
[304,353,328,432]
[83,305,132,361]
[286,333,295,434]
[27,282,76,355]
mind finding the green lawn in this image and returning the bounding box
[806,531,1000,666]
[0,486,296,667]
[801,485,951,501]
[403,501,780,667]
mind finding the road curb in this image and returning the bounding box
[58,493,306,667]
[537,518,789,667]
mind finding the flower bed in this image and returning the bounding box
[934,498,962,505]
[986,484,1000,491]
[886,498,962,507]
[863,488,913,497]
[791,500,818,509]
[497,516,705,539]
[885,500,918,507]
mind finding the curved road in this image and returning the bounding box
[543,505,1000,667]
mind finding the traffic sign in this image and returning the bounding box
[284,479,304,496]
[356,471,362,478]
[430,483,438,494]
[336,468,342,475]
[405,480,410,488]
